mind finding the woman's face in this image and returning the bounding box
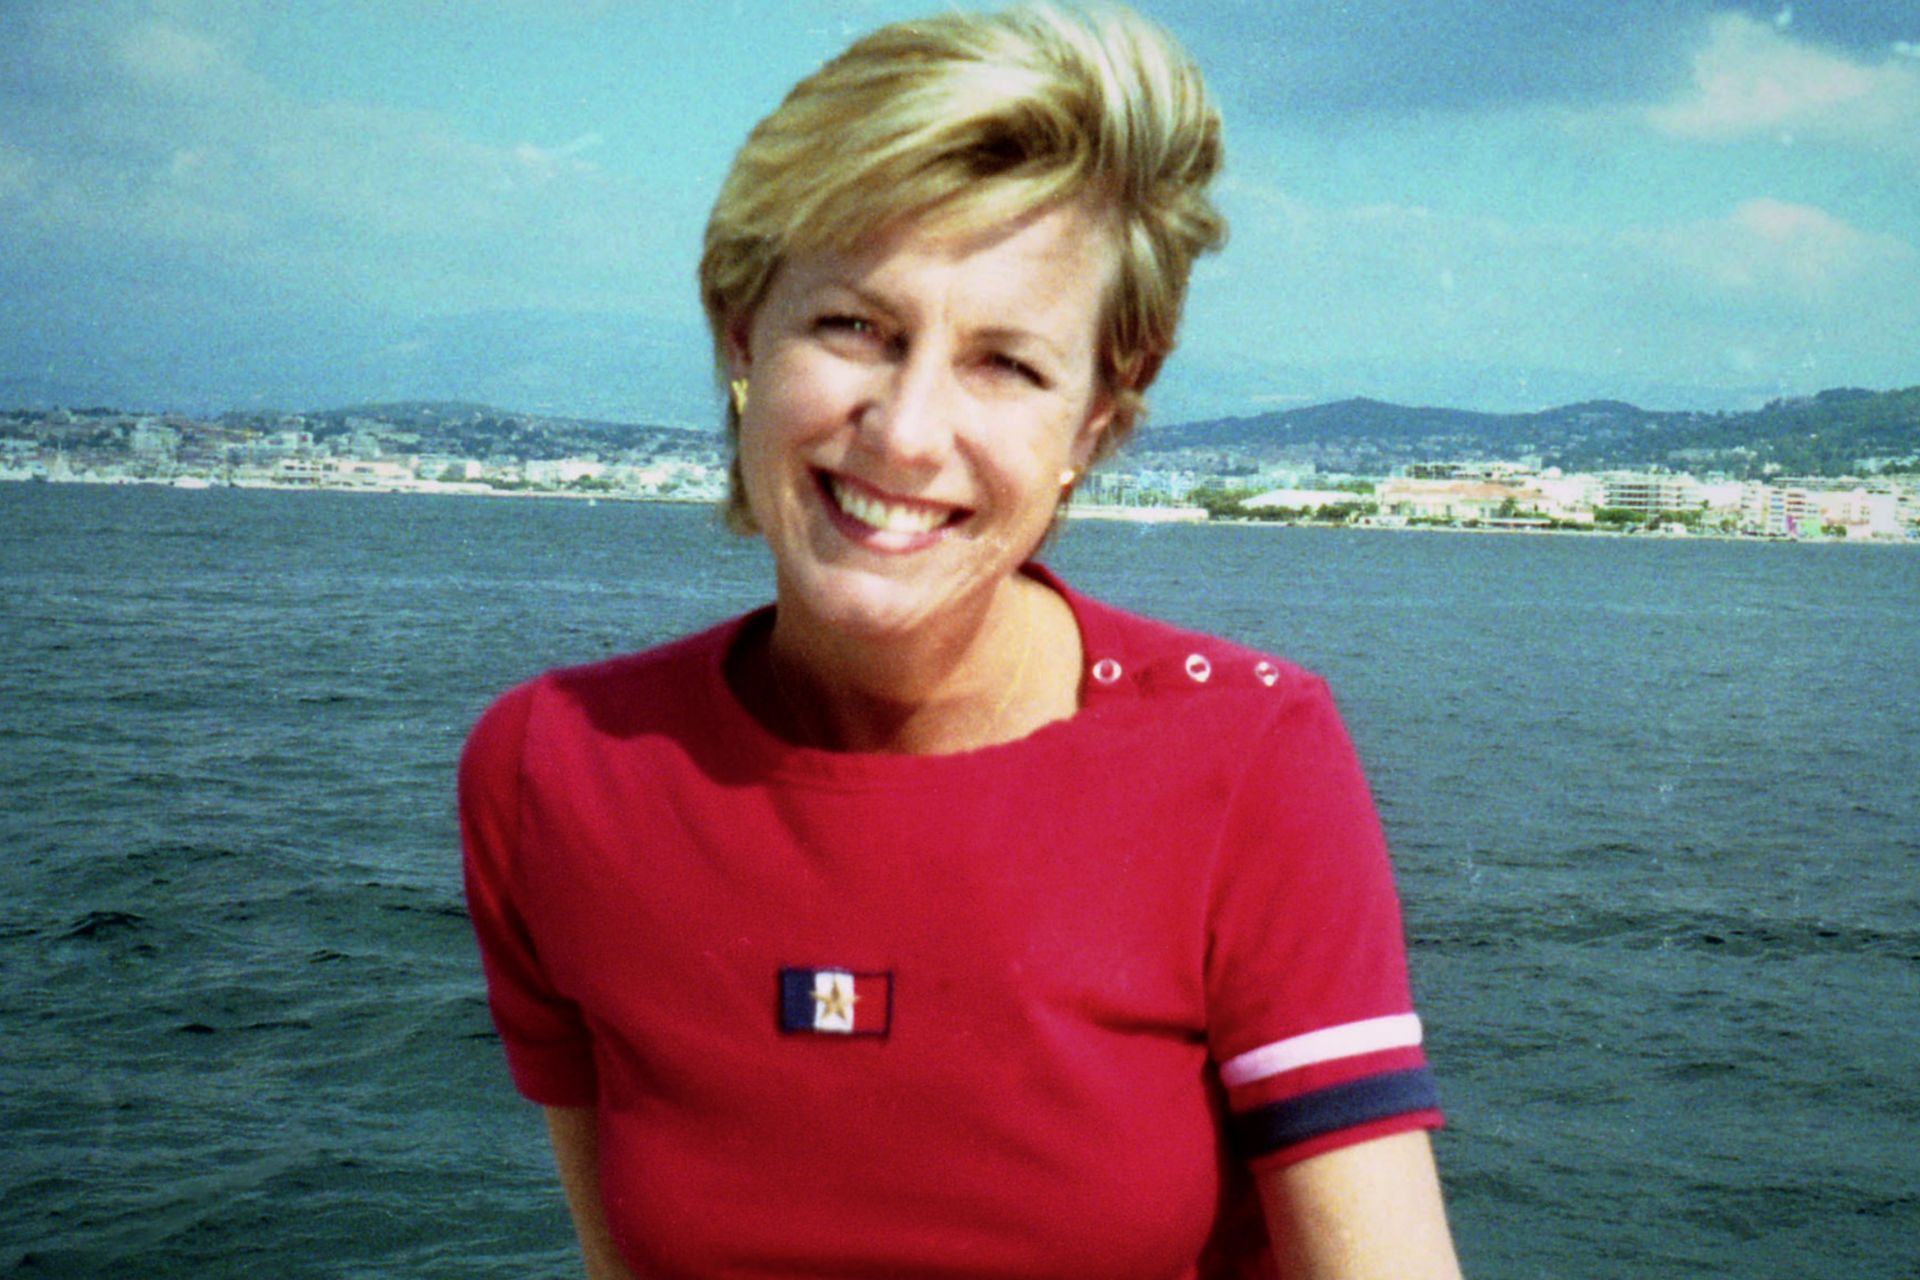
[728,200,1117,644]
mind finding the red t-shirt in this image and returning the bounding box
[460,568,1440,1278]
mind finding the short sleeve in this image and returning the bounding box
[1204,676,1442,1170]
[458,681,598,1106]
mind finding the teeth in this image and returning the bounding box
[829,477,949,534]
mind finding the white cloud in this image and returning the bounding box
[5,2,667,314]
[0,141,35,201]
[555,131,607,158]
[1201,175,1920,404]
[1627,198,1917,299]
[1648,14,1920,160]
[113,19,255,97]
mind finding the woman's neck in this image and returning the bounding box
[758,573,1081,755]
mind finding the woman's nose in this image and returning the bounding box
[859,347,955,467]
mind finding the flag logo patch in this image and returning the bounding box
[779,967,892,1037]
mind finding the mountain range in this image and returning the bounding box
[11,385,1918,482]
[1132,386,1920,478]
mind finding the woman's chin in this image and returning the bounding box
[775,560,1002,645]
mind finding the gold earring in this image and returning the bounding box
[730,378,749,415]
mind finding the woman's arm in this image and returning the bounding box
[1256,1130,1463,1279]
[543,1105,640,1280]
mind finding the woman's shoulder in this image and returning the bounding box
[467,610,759,747]
[549,614,742,695]
[1050,574,1327,710]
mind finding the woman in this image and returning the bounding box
[461,5,1462,1276]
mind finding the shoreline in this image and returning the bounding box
[3,473,1911,545]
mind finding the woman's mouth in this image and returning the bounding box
[820,472,968,538]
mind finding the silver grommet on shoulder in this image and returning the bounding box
[1091,657,1123,685]
[1184,653,1212,683]
[1254,660,1280,687]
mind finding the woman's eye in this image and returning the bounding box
[817,314,875,337]
[989,354,1046,387]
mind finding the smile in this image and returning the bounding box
[821,472,968,537]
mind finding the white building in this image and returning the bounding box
[1817,488,1900,540]
[1243,487,1367,512]
[1377,478,1527,522]
[1742,482,1822,536]
[1600,473,1701,515]
[524,458,606,486]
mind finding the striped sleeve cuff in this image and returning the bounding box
[1228,1067,1441,1160]
[1221,1012,1423,1086]
[1220,1014,1441,1162]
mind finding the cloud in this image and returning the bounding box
[1,2,670,319]
[1627,198,1917,298]
[554,131,606,158]
[1135,0,1714,123]
[0,142,35,201]
[113,18,255,96]
[1648,13,1920,158]
[1198,175,1920,407]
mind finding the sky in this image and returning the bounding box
[3,0,1917,425]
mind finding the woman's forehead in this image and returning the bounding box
[775,201,1118,326]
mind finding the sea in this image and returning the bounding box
[1,482,1915,1279]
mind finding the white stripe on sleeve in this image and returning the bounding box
[1219,1013,1424,1088]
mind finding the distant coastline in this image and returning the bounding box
[6,472,1911,545]
[5,394,1915,542]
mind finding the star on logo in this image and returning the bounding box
[812,973,858,1026]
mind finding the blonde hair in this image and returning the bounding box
[699,2,1226,531]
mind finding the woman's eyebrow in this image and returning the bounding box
[806,279,895,317]
[973,325,1066,362]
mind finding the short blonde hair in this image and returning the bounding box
[699,2,1226,531]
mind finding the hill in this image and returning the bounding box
[235,401,721,464]
[1135,387,1920,478]
[11,387,1917,483]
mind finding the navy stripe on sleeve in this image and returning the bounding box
[1229,1067,1441,1160]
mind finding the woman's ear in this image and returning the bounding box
[1071,386,1118,469]
[723,313,753,382]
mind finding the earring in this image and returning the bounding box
[731,378,749,415]
[1059,467,1078,487]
